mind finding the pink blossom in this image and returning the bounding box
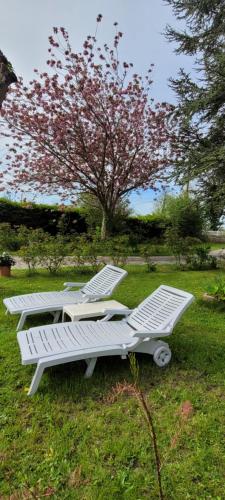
[0,24,176,217]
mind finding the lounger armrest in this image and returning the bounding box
[102,308,132,316]
[83,294,106,301]
[63,282,87,290]
[133,328,171,339]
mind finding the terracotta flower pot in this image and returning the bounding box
[0,266,11,277]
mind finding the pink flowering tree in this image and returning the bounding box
[1,16,175,238]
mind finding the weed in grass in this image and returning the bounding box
[108,354,163,498]
[107,356,199,499]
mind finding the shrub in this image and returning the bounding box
[17,226,49,247]
[18,227,51,273]
[18,230,70,274]
[166,228,200,267]
[0,195,205,246]
[105,236,130,267]
[206,276,225,301]
[0,198,172,243]
[71,236,86,270]
[39,236,68,274]
[156,193,205,239]
[166,226,217,270]
[122,215,168,243]
[72,234,102,273]
[19,245,40,274]
[139,244,157,272]
[186,245,217,270]
[0,198,87,235]
[0,223,19,251]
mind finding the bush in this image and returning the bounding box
[72,234,101,273]
[0,223,20,251]
[0,198,171,244]
[18,228,51,274]
[139,244,157,272]
[0,195,205,246]
[19,230,69,274]
[206,276,225,301]
[166,226,217,270]
[105,236,130,267]
[122,215,168,243]
[0,198,87,235]
[166,228,200,267]
[156,193,205,239]
[17,226,49,247]
[186,245,217,270]
[19,245,40,274]
[39,236,68,274]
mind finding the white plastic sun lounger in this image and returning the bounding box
[17,285,194,395]
[4,265,127,330]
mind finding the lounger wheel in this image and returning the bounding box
[153,346,171,367]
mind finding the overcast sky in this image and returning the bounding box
[0,0,194,213]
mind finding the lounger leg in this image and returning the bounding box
[53,311,61,323]
[28,362,45,396]
[84,358,97,378]
[17,312,28,331]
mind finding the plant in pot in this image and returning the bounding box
[0,252,16,277]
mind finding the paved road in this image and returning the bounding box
[12,255,178,268]
[12,249,225,269]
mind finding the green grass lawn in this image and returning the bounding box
[1,266,225,499]
[208,242,225,251]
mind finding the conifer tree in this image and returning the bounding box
[166,0,225,227]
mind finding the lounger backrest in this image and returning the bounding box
[127,285,194,332]
[82,265,127,297]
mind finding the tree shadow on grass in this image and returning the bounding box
[34,353,161,403]
[33,329,225,403]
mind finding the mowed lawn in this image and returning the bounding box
[0,266,225,499]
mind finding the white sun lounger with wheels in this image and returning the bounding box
[4,265,127,330]
[17,285,194,395]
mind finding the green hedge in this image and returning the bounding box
[0,198,87,235]
[121,215,169,242]
[0,198,168,241]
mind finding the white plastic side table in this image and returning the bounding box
[62,300,128,322]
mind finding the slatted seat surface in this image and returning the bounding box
[82,265,127,296]
[18,321,133,364]
[127,285,193,332]
[4,291,84,314]
[4,265,127,315]
[16,284,195,395]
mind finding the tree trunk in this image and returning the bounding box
[101,208,108,240]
